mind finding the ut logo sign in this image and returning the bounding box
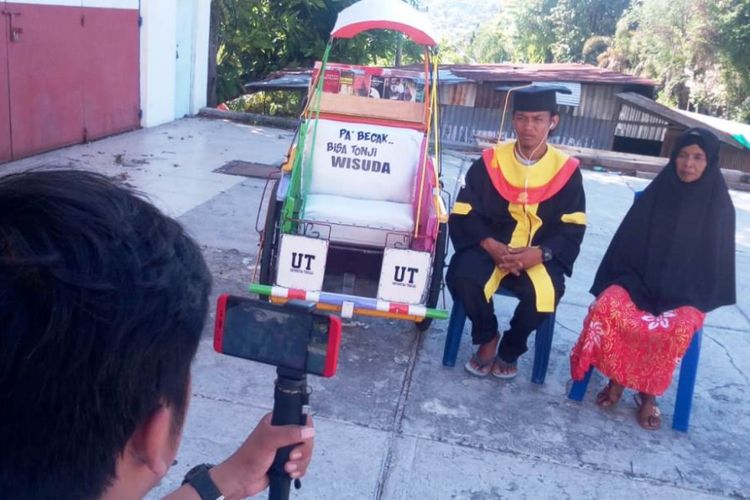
[291,252,316,271]
[394,266,419,285]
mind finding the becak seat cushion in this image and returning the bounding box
[302,194,414,248]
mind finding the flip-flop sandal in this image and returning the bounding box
[491,357,518,380]
[633,393,662,431]
[464,352,495,377]
[596,381,624,408]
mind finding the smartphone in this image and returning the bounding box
[214,294,342,377]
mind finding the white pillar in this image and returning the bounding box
[140,0,178,127]
[139,0,210,126]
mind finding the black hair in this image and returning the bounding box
[0,170,212,499]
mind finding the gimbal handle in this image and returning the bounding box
[268,367,307,500]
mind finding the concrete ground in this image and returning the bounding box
[4,118,749,500]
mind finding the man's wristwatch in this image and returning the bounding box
[539,246,553,263]
[181,464,225,500]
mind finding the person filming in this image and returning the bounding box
[0,170,314,499]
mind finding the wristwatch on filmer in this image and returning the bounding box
[181,463,225,500]
[539,246,553,263]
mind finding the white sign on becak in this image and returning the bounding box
[275,235,328,291]
[304,118,423,204]
[378,248,431,304]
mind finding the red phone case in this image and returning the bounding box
[322,315,342,377]
[214,294,341,377]
[213,293,229,354]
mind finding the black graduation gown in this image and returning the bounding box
[446,143,586,313]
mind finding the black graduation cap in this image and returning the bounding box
[502,84,573,113]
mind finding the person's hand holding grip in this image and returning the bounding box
[208,414,315,498]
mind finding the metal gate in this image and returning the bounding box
[1,1,140,163]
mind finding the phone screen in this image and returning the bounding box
[217,296,335,376]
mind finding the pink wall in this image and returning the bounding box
[0,17,11,163]
[1,2,139,162]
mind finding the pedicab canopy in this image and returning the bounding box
[331,0,438,47]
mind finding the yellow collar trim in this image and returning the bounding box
[491,142,571,189]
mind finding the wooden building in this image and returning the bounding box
[434,63,657,150]
[614,92,750,173]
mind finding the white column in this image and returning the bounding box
[140,0,178,127]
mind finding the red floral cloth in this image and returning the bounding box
[570,285,705,396]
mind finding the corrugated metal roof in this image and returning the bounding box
[616,92,747,150]
[676,109,750,150]
[441,63,656,86]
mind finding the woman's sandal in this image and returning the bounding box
[595,381,624,408]
[633,393,662,431]
[464,352,495,377]
[491,357,518,380]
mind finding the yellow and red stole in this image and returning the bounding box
[481,142,579,204]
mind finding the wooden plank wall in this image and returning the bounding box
[439,82,624,150]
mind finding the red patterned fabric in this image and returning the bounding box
[570,285,705,396]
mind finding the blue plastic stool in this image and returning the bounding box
[568,328,702,432]
[442,288,556,384]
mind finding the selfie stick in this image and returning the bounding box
[268,365,308,500]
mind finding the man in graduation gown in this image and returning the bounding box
[446,85,586,379]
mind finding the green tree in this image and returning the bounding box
[208,0,423,105]
[455,0,749,121]
[464,0,630,64]
[548,0,630,62]
[504,0,557,63]
[465,14,511,63]
[424,0,505,63]
[607,0,729,115]
[714,0,750,121]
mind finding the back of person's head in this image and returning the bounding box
[0,170,212,499]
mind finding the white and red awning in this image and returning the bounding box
[331,0,438,47]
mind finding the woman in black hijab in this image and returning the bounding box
[570,127,736,430]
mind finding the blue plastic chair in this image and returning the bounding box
[568,328,702,432]
[568,189,702,432]
[442,287,555,384]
